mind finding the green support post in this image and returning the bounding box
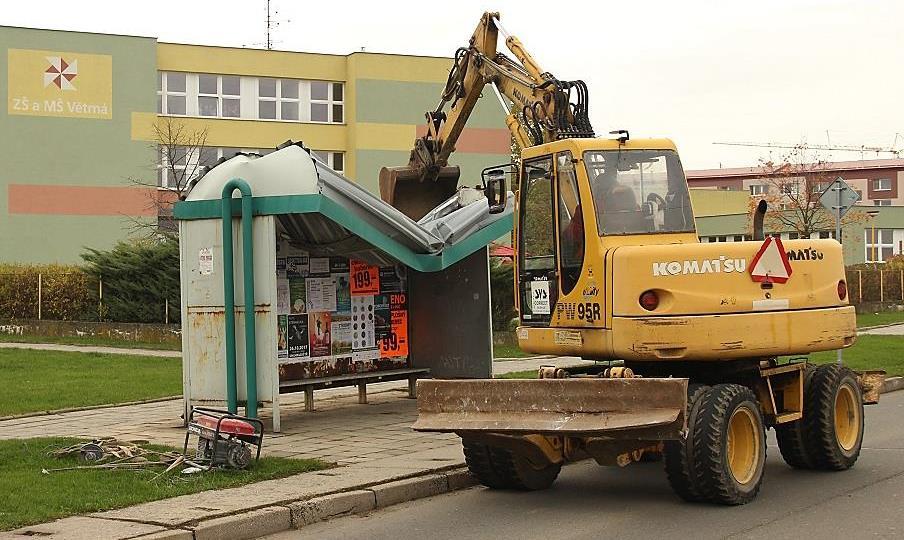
[221,178,258,417]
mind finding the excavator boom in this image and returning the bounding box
[379,12,593,218]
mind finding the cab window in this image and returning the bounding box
[585,149,694,235]
[556,152,583,295]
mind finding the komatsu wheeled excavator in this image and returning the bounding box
[381,12,884,505]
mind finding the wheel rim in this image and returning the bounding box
[726,406,760,485]
[834,383,861,452]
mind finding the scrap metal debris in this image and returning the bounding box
[43,438,204,480]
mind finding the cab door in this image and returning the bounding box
[518,156,557,326]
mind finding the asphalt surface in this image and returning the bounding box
[267,390,904,540]
[860,323,904,336]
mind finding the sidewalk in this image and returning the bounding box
[0,341,181,358]
[0,356,590,539]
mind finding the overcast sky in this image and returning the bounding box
[5,0,903,169]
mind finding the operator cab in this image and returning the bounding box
[510,137,697,327]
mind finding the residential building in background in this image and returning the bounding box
[688,159,904,264]
[1,26,510,264]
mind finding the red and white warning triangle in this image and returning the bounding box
[749,236,793,283]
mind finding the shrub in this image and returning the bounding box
[81,238,180,324]
[0,264,94,321]
[490,258,516,330]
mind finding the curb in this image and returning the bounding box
[134,468,477,540]
[883,376,904,393]
[0,395,182,421]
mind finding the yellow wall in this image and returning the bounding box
[689,188,751,217]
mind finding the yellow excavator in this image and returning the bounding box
[381,12,884,505]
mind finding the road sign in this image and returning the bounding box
[817,177,855,366]
[749,236,792,283]
[819,177,860,218]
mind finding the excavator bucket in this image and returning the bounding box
[379,165,461,220]
[413,378,689,439]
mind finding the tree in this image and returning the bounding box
[129,116,209,236]
[746,146,866,239]
[81,238,181,323]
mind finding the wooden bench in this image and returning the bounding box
[278,368,430,411]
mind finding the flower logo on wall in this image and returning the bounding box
[44,57,78,90]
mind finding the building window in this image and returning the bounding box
[865,229,895,263]
[258,78,300,121]
[158,72,187,115]
[874,199,892,206]
[158,145,189,189]
[733,235,744,242]
[749,184,767,196]
[872,178,892,192]
[811,182,828,194]
[788,232,799,240]
[197,74,241,118]
[779,181,800,196]
[310,81,344,123]
[312,150,345,174]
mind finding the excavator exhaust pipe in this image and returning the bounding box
[379,165,461,221]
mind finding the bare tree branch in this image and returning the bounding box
[746,146,867,239]
[127,117,209,238]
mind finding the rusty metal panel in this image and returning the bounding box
[408,248,493,378]
[413,378,688,437]
[181,216,277,409]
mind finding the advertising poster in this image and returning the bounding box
[276,257,286,277]
[287,315,309,358]
[308,312,332,357]
[334,273,351,313]
[289,278,307,314]
[350,260,380,296]
[379,266,405,294]
[309,257,330,275]
[277,315,288,358]
[306,276,337,312]
[331,314,353,355]
[380,309,409,358]
[373,295,392,340]
[277,278,290,315]
[286,256,308,278]
[351,296,375,350]
[330,257,350,274]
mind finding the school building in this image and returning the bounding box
[0,25,510,263]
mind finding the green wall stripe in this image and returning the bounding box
[355,79,506,129]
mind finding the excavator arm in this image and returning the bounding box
[379,12,594,219]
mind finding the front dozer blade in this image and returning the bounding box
[413,378,688,439]
[379,165,460,220]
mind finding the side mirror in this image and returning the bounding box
[483,169,507,214]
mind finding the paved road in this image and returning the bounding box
[860,322,904,336]
[267,390,904,540]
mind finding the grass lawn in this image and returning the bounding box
[856,311,904,329]
[0,437,328,531]
[493,343,535,359]
[0,349,182,416]
[810,335,904,376]
[0,333,181,351]
[496,335,904,378]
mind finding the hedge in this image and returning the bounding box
[0,264,95,321]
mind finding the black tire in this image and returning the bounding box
[462,439,511,489]
[462,438,562,491]
[775,366,816,469]
[693,384,766,505]
[802,364,864,471]
[664,383,711,502]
